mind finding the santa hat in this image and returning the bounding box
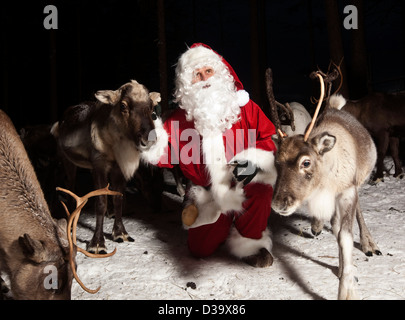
[175,43,250,107]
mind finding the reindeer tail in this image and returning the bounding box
[329,94,346,110]
[50,121,59,138]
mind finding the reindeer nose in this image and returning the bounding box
[273,193,295,214]
[283,195,294,208]
[282,194,295,210]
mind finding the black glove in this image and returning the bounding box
[231,160,258,186]
[152,103,162,121]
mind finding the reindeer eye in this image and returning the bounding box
[300,159,311,169]
[120,101,128,112]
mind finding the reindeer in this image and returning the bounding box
[329,92,405,182]
[271,74,381,300]
[314,61,405,182]
[0,109,119,299]
[52,80,160,254]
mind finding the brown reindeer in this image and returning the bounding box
[52,80,160,254]
[329,92,405,182]
[0,109,119,299]
[271,74,381,299]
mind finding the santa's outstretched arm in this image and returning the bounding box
[230,147,277,187]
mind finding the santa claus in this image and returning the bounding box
[142,43,277,267]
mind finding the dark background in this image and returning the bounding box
[1,0,404,130]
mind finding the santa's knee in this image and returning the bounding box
[188,241,218,258]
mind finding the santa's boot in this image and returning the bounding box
[242,248,273,268]
[226,227,273,268]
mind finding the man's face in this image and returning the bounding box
[177,62,240,134]
[192,66,215,84]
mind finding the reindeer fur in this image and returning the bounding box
[272,105,381,300]
[0,110,73,300]
[52,80,160,254]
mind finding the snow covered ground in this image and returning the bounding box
[71,158,405,301]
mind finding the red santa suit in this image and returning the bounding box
[141,43,277,259]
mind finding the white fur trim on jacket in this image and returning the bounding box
[183,185,222,229]
[140,117,169,165]
[202,134,245,214]
[236,90,250,107]
[230,147,277,187]
[226,227,272,258]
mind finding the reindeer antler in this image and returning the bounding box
[310,60,342,105]
[57,184,122,294]
[330,59,344,96]
[304,72,325,142]
[265,68,288,139]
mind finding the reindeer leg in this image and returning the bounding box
[330,209,342,277]
[311,217,324,236]
[336,187,358,300]
[110,165,134,243]
[88,169,109,254]
[373,132,389,182]
[356,202,381,256]
[389,137,404,179]
[0,276,10,299]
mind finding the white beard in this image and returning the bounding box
[179,74,241,136]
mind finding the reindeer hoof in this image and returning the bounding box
[112,232,134,243]
[370,177,383,185]
[87,244,108,255]
[395,173,404,180]
[365,249,382,257]
[311,229,322,236]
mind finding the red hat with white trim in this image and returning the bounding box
[175,43,249,107]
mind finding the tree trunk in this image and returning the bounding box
[324,0,350,98]
[249,0,268,114]
[157,0,169,113]
[49,28,58,123]
[349,0,369,99]
[1,7,9,114]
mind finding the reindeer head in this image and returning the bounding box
[271,132,336,216]
[13,221,74,300]
[95,80,161,151]
[10,186,121,299]
[271,72,334,216]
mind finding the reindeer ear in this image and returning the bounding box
[149,92,161,107]
[312,132,336,155]
[18,234,50,263]
[54,219,69,248]
[95,90,120,105]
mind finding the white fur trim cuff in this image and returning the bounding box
[236,90,250,107]
[183,185,222,229]
[140,117,169,165]
[226,227,272,258]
